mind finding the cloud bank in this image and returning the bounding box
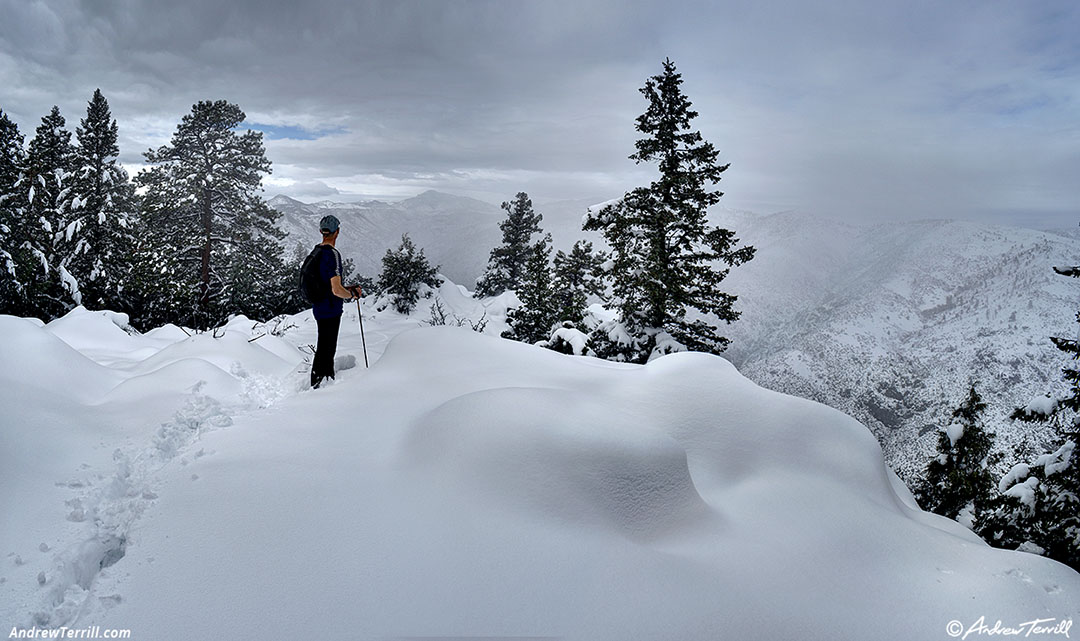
[1,0,1077,226]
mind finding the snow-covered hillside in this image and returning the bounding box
[2,288,1077,640]
[713,212,1080,480]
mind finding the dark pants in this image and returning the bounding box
[311,314,342,388]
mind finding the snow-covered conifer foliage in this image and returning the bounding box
[551,239,606,329]
[474,191,545,297]
[979,265,1080,570]
[60,89,138,311]
[502,233,557,345]
[916,384,998,525]
[134,100,289,329]
[584,59,755,363]
[376,233,442,314]
[0,109,31,315]
[20,106,77,318]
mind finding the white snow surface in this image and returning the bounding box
[2,291,1078,640]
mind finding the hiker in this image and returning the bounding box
[307,214,361,389]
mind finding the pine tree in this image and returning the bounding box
[377,234,442,314]
[61,89,138,311]
[978,264,1080,570]
[583,59,755,363]
[135,100,287,329]
[915,384,998,526]
[0,109,30,315]
[474,192,544,297]
[551,240,606,328]
[502,234,558,345]
[23,106,77,319]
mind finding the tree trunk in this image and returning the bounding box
[199,189,212,313]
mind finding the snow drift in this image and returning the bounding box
[1,301,1078,640]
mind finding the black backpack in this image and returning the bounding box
[299,245,331,305]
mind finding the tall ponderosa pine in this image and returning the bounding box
[62,89,137,311]
[135,100,287,329]
[475,192,544,297]
[24,106,77,318]
[584,59,755,363]
[552,240,606,328]
[981,264,1080,570]
[915,384,998,525]
[502,234,557,345]
[377,234,442,315]
[0,109,30,315]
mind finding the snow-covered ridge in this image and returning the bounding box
[2,290,1077,639]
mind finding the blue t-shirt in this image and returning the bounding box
[312,244,344,320]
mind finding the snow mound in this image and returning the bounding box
[131,329,297,380]
[44,307,136,352]
[404,386,713,540]
[0,315,120,400]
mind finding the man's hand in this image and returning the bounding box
[348,286,362,300]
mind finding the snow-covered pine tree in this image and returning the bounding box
[583,59,755,363]
[915,384,998,527]
[376,234,442,315]
[135,100,288,329]
[0,109,31,315]
[551,239,606,328]
[474,192,544,297]
[23,106,77,319]
[61,89,137,312]
[980,264,1080,570]
[502,234,557,345]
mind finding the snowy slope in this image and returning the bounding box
[2,292,1078,640]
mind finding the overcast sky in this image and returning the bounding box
[1,0,1078,227]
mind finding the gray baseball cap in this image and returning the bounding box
[319,215,340,234]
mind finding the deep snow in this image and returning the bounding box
[1,285,1078,640]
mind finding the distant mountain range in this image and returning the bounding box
[270,191,505,286]
[270,191,1080,482]
[269,190,604,286]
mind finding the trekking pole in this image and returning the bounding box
[356,297,369,368]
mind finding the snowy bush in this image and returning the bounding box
[547,322,591,356]
[376,234,442,315]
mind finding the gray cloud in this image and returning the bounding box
[1,0,1078,226]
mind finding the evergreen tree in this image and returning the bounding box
[62,89,137,311]
[23,106,76,319]
[583,59,755,363]
[474,192,544,297]
[377,234,441,314]
[502,234,557,345]
[915,384,998,525]
[135,100,287,329]
[0,109,31,315]
[551,240,606,328]
[980,264,1080,570]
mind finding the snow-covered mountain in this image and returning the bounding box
[270,191,505,287]
[3,297,1077,639]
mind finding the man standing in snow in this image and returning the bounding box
[309,215,361,389]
